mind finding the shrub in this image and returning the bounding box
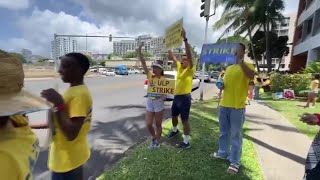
[270,73,311,94]
[304,59,320,73]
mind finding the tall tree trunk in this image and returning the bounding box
[277,53,285,71]
[264,22,272,73]
[248,27,260,73]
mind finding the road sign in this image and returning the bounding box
[165,18,183,50]
[200,43,239,65]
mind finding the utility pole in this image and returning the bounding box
[199,0,216,101]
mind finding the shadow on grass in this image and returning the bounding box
[34,104,172,180]
[100,101,262,180]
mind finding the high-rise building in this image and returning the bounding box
[113,35,165,57]
[290,0,320,72]
[150,37,165,57]
[113,40,137,56]
[51,38,78,59]
[21,49,32,62]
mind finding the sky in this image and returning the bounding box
[0,0,299,57]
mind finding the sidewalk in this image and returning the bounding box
[246,101,312,180]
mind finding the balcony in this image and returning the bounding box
[298,0,319,26]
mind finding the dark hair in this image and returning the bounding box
[65,53,90,74]
[239,43,246,51]
[161,70,164,76]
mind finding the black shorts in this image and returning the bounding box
[52,166,83,180]
[172,94,191,121]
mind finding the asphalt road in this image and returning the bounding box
[24,75,216,180]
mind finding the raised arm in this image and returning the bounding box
[137,43,149,75]
[168,50,177,66]
[182,28,193,68]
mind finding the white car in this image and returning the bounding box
[105,70,116,76]
[128,69,141,74]
[144,71,200,101]
[195,72,211,82]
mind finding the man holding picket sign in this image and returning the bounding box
[167,28,195,149]
[211,43,255,174]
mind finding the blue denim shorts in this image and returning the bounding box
[172,94,191,121]
[146,98,165,112]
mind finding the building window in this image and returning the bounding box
[281,64,285,69]
[307,18,313,34]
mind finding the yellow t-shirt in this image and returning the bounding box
[310,79,319,91]
[175,62,195,95]
[0,115,39,180]
[220,63,255,109]
[49,85,92,172]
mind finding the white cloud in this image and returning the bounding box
[0,0,30,10]
[1,9,120,56]
[1,0,298,56]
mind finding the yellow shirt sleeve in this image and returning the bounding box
[246,63,255,71]
[0,152,20,180]
[176,61,181,70]
[68,94,91,118]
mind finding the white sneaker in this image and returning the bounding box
[148,140,160,150]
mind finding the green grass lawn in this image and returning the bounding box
[260,93,320,138]
[98,100,263,180]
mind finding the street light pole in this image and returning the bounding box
[200,16,209,101]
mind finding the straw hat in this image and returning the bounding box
[0,51,51,116]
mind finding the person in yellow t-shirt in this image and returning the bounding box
[41,53,92,180]
[137,43,166,150]
[0,115,40,180]
[0,52,50,180]
[167,28,196,149]
[210,43,255,174]
[306,74,320,108]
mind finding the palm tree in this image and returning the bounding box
[213,0,261,72]
[249,0,285,72]
[213,0,285,72]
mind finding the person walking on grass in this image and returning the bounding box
[41,53,92,180]
[137,43,165,150]
[167,28,195,149]
[211,43,255,174]
[305,74,320,108]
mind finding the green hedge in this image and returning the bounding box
[270,73,311,94]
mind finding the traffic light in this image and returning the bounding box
[200,0,211,18]
[109,34,112,42]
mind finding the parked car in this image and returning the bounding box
[195,72,211,82]
[128,69,141,74]
[209,71,220,79]
[101,70,107,75]
[105,69,116,76]
[144,71,200,101]
[115,65,129,75]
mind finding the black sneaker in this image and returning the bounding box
[167,129,180,138]
[177,142,191,149]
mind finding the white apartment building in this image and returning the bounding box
[290,0,320,72]
[113,40,137,56]
[113,35,165,57]
[51,38,78,59]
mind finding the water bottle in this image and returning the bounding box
[216,78,224,90]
